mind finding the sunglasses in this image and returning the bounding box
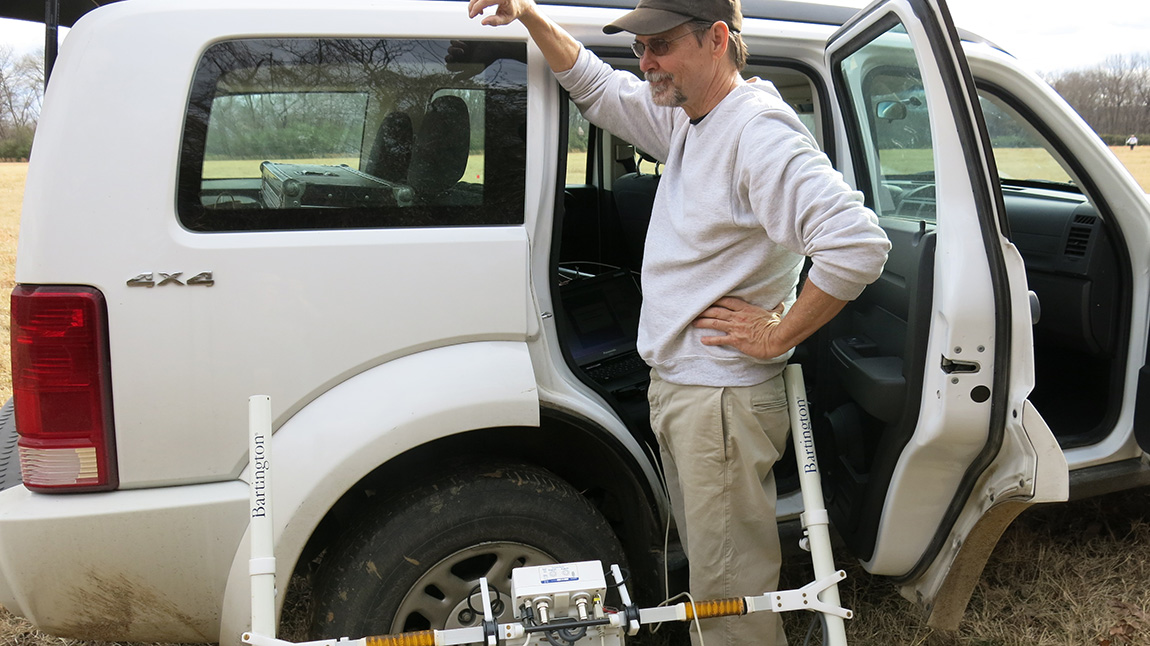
[630,28,705,58]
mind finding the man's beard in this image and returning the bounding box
[646,71,687,107]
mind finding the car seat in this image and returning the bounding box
[363,111,413,183]
[612,151,661,271]
[409,95,471,200]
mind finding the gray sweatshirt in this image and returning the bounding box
[556,48,890,387]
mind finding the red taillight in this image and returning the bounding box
[11,286,117,492]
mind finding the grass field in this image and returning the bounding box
[1111,146,1150,191]
[204,157,487,183]
[0,164,20,403]
[0,150,1148,646]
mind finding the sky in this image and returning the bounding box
[940,0,1149,74]
[0,0,1147,74]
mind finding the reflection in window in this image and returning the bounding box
[203,93,370,179]
[178,38,528,232]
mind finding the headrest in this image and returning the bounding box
[409,95,471,197]
[363,111,413,183]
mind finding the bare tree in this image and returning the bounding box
[1134,53,1150,136]
[0,46,44,158]
[1048,52,1150,140]
[1101,54,1140,134]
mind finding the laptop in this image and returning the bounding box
[559,270,649,394]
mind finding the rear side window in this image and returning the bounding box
[177,38,528,232]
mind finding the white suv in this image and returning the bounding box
[1,0,1148,643]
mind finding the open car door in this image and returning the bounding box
[820,0,1069,627]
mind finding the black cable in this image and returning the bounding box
[802,613,820,646]
[556,617,588,641]
[537,617,588,646]
[558,625,588,642]
[465,583,503,618]
[522,618,609,633]
[603,566,630,588]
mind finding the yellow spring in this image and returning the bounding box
[683,597,747,620]
[366,630,437,646]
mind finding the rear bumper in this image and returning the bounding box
[0,480,248,642]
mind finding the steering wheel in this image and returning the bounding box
[894,183,936,218]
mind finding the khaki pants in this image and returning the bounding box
[648,371,791,646]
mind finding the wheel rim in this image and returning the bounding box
[391,541,556,632]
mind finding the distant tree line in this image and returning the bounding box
[1046,53,1150,145]
[0,46,42,160]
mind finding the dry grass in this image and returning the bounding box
[1,154,1149,646]
[779,488,1150,646]
[1110,146,1150,191]
[994,148,1072,183]
[0,163,21,403]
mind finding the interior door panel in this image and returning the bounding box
[821,218,936,559]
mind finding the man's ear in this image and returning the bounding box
[709,20,730,62]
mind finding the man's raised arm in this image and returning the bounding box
[468,0,581,73]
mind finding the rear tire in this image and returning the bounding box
[308,462,627,638]
[0,399,21,491]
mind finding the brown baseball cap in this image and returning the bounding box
[603,0,743,35]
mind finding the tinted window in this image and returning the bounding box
[178,38,528,232]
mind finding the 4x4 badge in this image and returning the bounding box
[127,271,214,287]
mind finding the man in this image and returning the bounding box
[468,1,889,644]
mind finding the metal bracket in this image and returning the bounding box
[761,570,853,620]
